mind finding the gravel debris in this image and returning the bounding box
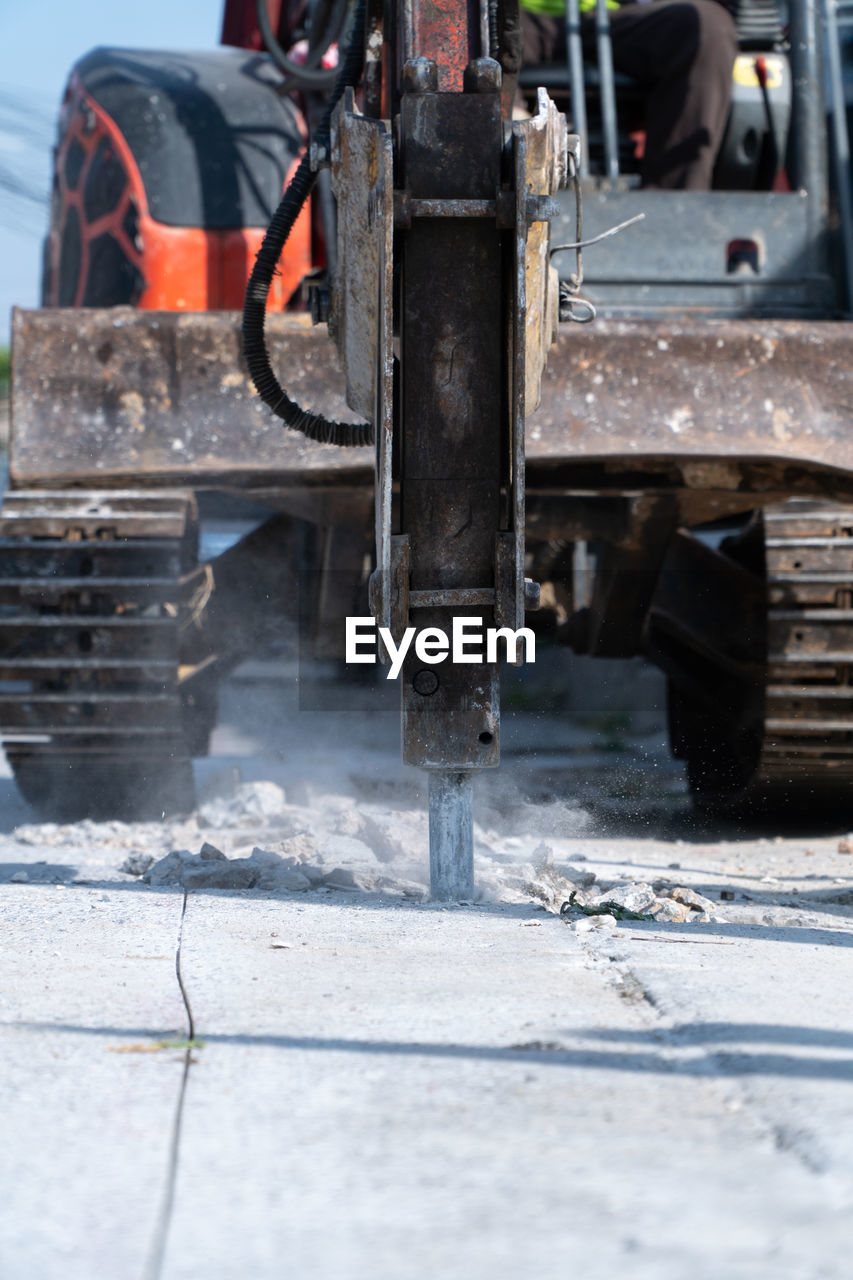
[182,860,259,891]
[589,882,658,914]
[561,879,728,925]
[669,885,717,913]
[136,836,421,896]
[119,853,155,877]
[650,898,692,923]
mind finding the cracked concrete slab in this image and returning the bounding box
[2,658,853,1278]
[166,897,853,1279]
[0,888,187,1279]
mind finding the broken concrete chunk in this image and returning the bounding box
[668,886,717,913]
[398,878,428,898]
[520,877,558,908]
[650,899,691,924]
[248,847,285,869]
[182,861,259,891]
[199,842,227,861]
[324,866,361,890]
[589,882,657,914]
[506,864,594,912]
[143,850,192,885]
[323,866,377,892]
[265,867,312,892]
[119,853,155,877]
[571,913,616,932]
[248,849,313,890]
[143,847,267,890]
[298,864,325,886]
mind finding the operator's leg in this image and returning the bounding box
[604,0,738,189]
[519,0,737,190]
[521,10,562,66]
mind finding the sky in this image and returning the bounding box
[0,0,223,344]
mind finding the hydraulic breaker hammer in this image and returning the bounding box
[246,0,572,896]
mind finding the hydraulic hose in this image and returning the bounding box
[256,0,348,90]
[243,0,374,448]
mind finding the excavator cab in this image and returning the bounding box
[520,0,792,192]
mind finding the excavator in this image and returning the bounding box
[2,0,853,895]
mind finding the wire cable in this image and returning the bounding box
[256,0,347,91]
[243,0,374,448]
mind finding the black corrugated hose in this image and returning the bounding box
[242,0,374,448]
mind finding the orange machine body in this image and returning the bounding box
[43,48,312,313]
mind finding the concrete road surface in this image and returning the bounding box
[1,658,853,1278]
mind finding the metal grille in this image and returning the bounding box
[731,0,785,47]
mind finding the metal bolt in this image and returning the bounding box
[525,195,560,224]
[309,140,329,171]
[463,57,502,94]
[402,58,439,95]
[524,578,541,611]
[308,282,330,326]
[412,669,439,696]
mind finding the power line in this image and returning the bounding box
[0,86,53,235]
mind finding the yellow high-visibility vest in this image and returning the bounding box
[521,0,619,17]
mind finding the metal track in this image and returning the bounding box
[0,490,204,819]
[757,501,853,787]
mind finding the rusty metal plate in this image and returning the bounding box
[526,318,853,477]
[513,88,567,421]
[329,90,394,630]
[506,89,567,627]
[329,90,393,426]
[13,310,853,495]
[404,0,473,91]
[10,308,370,488]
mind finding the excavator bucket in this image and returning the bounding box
[9,308,853,501]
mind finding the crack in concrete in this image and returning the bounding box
[591,946,836,1184]
[142,891,196,1280]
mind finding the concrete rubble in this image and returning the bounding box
[132,824,725,925]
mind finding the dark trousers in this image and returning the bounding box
[521,0,738,189]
